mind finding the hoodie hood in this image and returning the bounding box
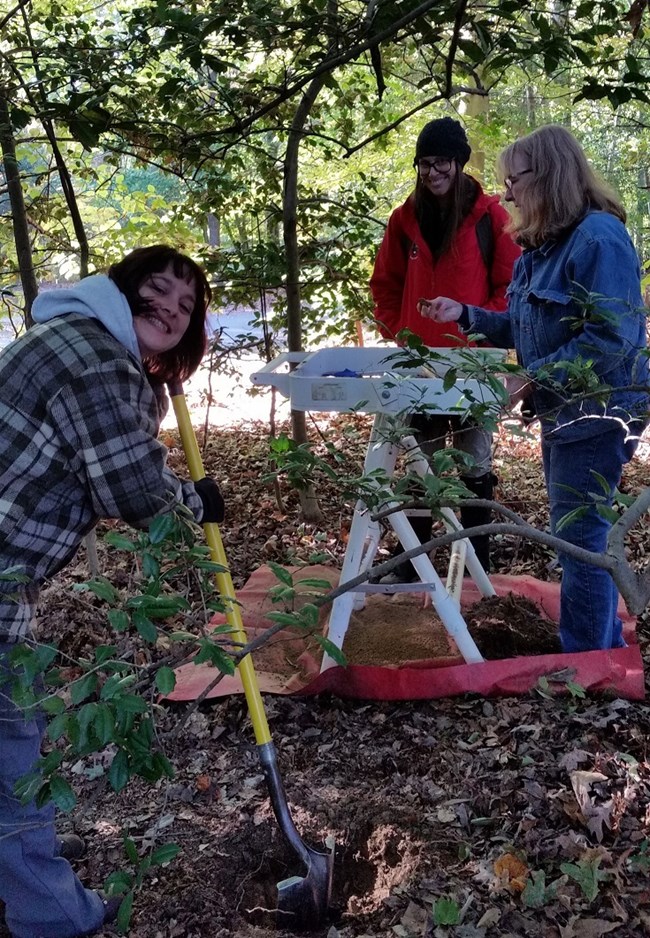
[31,275,141,360]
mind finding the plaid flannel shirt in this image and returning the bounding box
[0,314,202,641]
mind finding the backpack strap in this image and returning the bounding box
[402,210,495,279]
[475,211,494,290]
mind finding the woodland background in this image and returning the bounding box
[4,0,650,350]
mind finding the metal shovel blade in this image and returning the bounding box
[258,742,334,928]
[277,845,334,928]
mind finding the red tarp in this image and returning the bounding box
[167,565,645,703]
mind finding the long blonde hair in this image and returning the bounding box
[498,125,626,249]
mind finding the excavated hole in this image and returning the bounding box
[235,817,423,928]
[335,819,423,916]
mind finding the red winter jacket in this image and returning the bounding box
[370,180,521,347]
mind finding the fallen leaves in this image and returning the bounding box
[493,852,529,893]
[14,417,650,938]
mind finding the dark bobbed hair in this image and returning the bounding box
[108,245,211,382]
[498,125,626,249]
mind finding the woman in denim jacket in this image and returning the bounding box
[419,124,649,653]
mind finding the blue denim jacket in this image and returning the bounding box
[466,210,649,441]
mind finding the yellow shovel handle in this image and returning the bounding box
[169,386,271,746]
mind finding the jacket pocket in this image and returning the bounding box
[525,289,581,352]
[526,288,571,306]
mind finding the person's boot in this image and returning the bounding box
[459,473,497,573]
[379,514,433,585]
[58,833,86,862]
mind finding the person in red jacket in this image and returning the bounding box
[370,116,520,577]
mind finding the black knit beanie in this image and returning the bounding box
[414,117,471,166]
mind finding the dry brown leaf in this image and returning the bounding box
[494,852,529,893]
[400,900,428,935]
[559,916,620,938]
[570,771,614,841]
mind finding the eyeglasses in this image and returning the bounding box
[504,169,533,190]
[414,157,453,176]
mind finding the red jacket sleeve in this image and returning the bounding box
[369,208,409,340]
[483,200,521,312]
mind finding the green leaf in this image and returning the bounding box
[595,505,620,524]
[108,750,131,792]
[0,566,31,583]
[74,578,120,604]
[142,552,161,579]
[115,694,148,714]
[296,578,332,590]
[124,836,139,864]
[117,891,134,933]
[150,751,174,781]
[108,609,130,632]
[432,896,460,926]
[104,531,138,552]
[126,595,189,618]
[148,513,177,544]
[566,680,586,698]
[560,858,606,902]
[40,749,65,775]
[522,869,549,908]
[41,694,66,715]
[94,645,118,665]
[133,612,158,643]
[77,702,99,749]
[94,706,116,746]
[103,870,133,893]
[49,775,77,812]
[70,672,98,705]
[299,603,320,627]
[193,641,236,675]
[268,585,296,603]
[442,368,458,392]
[15,771,44,806]
[47,713,69,743]
[315,636,347,666]
[101,673,137,700]
[194,560,229,574]
[267,562,294,586]
[150,843,181,866]
[155,667,176,695]
[266,611,304,627]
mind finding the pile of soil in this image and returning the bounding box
[465,593,562,659]
[340,591,560,666]
[342,593,455,666]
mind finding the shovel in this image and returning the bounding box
[168,380,334,928]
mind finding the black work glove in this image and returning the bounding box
[520,394,537,426]
[194,477,225,523]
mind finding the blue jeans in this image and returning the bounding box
[0,644,104,938]
[542,428,638,652]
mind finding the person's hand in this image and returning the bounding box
[504,373,532,409]
[417,296,463,322]
[194,477,225,523]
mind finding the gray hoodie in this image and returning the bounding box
[31,274,141,360]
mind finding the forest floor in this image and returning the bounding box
[3,408,650,938]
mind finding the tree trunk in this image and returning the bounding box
[206,213,220,247]
[0,88,38,325]
[20,7,90,278]
[463,72,489,182]
[283,73,327,522]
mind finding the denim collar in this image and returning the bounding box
[527,208,592,258]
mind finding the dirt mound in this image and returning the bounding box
[466,592,561,658]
